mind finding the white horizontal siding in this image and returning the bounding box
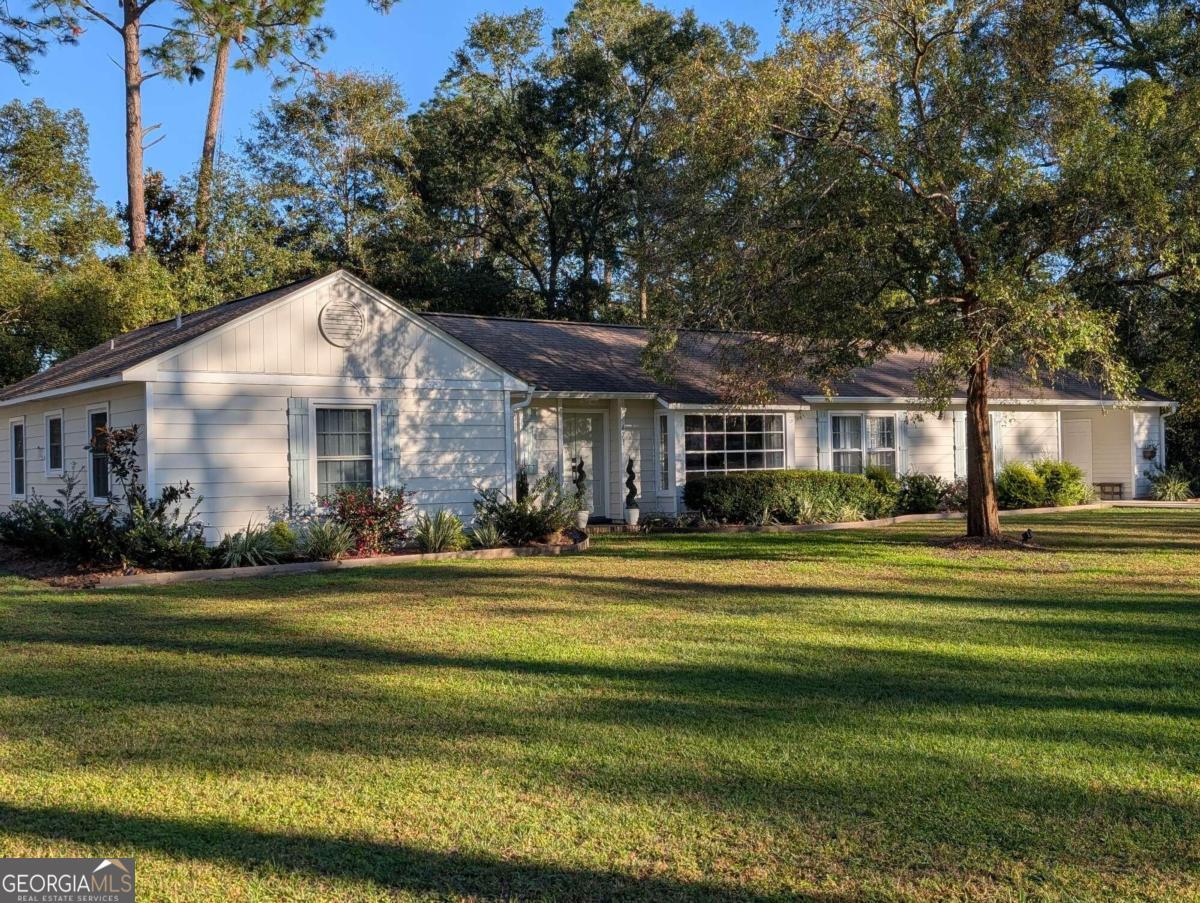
[904,411,955,480]
[151,379,508,541]
[0,383,146,508]
[996,409,1059,464]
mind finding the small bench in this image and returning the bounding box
[1094,482,1124,501]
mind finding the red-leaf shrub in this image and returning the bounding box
[321,486,411,555]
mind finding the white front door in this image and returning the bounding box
[1062,419,1093,483]
[564,413,606,517]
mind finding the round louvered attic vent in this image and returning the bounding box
[319,298,366,347]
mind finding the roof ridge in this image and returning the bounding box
[423,311,651,330]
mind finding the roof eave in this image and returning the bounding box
[0,374,129,408]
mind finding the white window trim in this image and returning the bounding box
[830,413,865,474]
[86,403,110,502]
[829,412,901,475]
[654,412,673,497]
[681,410,789,478]
[865,413,898,473]
[9,416,26,499]
[44,408,64,476]
[308,400,380,504]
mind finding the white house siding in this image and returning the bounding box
[151,381,508,542]
[0,383,146,507]
[1060,408,1135,497]
[794,411,819,470]
[143,277,515,541]
[1133,410,1165,498]
[993,409,1059,466]
[903,410,956,480]
[156,277,500,383]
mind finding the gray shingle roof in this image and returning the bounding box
[0,275,326,402]
[0,271,1170,407]
[424,313,1170,405]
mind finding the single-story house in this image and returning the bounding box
[0,270,1176,541]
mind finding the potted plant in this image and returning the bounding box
[572,457,590,529]
[624,456,640,526]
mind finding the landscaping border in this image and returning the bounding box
[91,537,590,589]
[590,500,1198,534]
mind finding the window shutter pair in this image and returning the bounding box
[288,397,403,510]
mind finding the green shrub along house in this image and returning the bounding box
[0,271,1178,539]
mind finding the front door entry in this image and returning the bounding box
[564,413,606,518]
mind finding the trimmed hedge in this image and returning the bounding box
[996,460,1093,510]
[682,470,890,524]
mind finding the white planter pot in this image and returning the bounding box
[576,510,591,530]
[624,508,640,526]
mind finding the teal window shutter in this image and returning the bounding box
[953,411,967,480]
[287,397,311,512]
[380,399,401,489]
[816,411,831,471]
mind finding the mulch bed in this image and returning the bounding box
[0,544,149,589]
[0,528,590,590]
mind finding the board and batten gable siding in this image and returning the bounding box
[157,278,500,383]
[146,277,513,541]
[0,383,146,507]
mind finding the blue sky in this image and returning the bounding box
[0,1,783,207]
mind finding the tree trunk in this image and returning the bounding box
[122,7,147,254]
[965,349,1002,538]
[195,34,231,257]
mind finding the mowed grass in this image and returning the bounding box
[1,510,1199,902]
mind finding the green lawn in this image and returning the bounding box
[1,510,1198,901]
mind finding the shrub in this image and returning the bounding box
[474,471,579,544]
[1148,466,1195,501]
[864,464,900,498]
[414,510,469,552]
[322,486,411,555]
[0,426,209,571]
[896,473,947,515]
[1033,460,1090,507]
[267,520,298,558]
[217,522,281,568]
[939,478,969,512]
[469,519,504,549]
[296,520,355,560]
[682,470,889,524]
[996,462,1046,510]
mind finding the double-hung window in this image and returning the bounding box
[87,407,110,500]
[45,412,63,475]
[831,415,863,474]
[831,414,898,474]
[866,416,896,472]
[10,418,25,498]
[684,413,785,476]
[316,407,374,497]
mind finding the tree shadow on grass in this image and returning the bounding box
[0,800,817,902]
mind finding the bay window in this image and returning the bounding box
[684,413,785,476]
[316,407,374,497]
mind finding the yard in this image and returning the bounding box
[1,509,1198,901]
